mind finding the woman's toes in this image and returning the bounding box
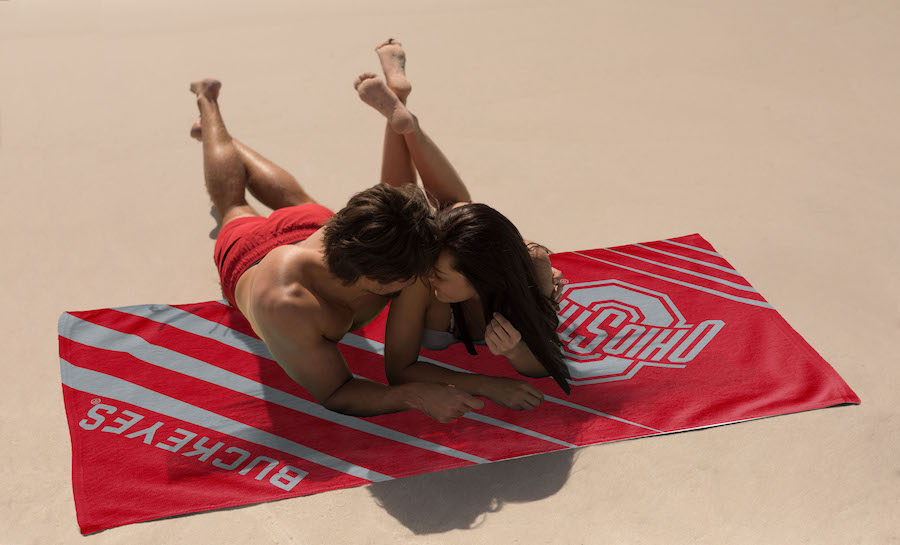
[353,72,378,90]
[190,119,202,140]
[375,38,400,51]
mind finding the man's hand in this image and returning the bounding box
[479,376,544,411]
[409,383,485,423]
[485,312,522,356]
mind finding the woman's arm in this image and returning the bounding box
[384,278,490,395]
[384,279,544,410]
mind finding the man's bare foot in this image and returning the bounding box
[190,118,202,141]
[375,38,411,102]
[353,72,414,134]
[189,78,221,101]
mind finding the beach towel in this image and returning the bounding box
[58,233,859,534]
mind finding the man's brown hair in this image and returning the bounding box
[323,184,440,285]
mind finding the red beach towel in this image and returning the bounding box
[58,233,859,534]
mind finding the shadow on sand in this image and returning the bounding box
[367,447,578,534]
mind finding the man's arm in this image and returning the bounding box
[258,297,483,423]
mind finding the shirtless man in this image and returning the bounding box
[189,76,483,423]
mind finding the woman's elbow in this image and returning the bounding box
[385,366,413,386]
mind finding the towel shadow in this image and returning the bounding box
[367,447,578,534]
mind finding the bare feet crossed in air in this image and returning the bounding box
[353,72,415,135]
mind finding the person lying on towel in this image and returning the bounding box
[364,40,572,410]
[190,77,482,423]
[190,40,567,424]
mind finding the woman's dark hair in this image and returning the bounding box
[323,184,440,285]
[435,203,572,395]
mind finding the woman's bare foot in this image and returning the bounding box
[190,118,202,141]
[375,38,411,103]
[189,78,221,101]
[353,72,414,134]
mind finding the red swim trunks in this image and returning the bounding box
[213,203,335,309]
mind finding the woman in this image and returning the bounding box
[359,39,572,410]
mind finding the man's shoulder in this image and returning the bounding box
[250,253,330,344]
[255,288,323,342]
[255,245,322,297]
[265,242,319,268]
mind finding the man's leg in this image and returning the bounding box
[191,121,317,209]
[190,78,260,225]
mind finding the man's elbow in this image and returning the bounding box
[320,396,344,414]
[313,376,354,414]
[320,390,354,415]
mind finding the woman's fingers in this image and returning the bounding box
[491,321,512,344]
[485,327,508,355]
[516,395,542,410]
[485,324,515,352]
[524,383,545,400]
[484,330,499,354]
[550,268,565,304]
[492,313,519,339]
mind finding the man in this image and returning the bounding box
[190,77,483,423]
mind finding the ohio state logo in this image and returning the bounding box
[556,280,725,384]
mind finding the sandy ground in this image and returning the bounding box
[1,0,898,543]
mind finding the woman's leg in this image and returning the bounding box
[375,40,417,188]
[379,114,417,188]
[190,78,261,225]
[371,39,472,205]
[401,114,472,205]
[191,122,316,210]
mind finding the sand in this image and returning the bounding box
[1,1,897,543]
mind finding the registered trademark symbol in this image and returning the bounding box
[91,398,101,405]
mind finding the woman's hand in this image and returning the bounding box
[527,242,562,306]
[550,266,564,309]
[409,383,485,423]
[485,312,522,356]
[478,375,544,411]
